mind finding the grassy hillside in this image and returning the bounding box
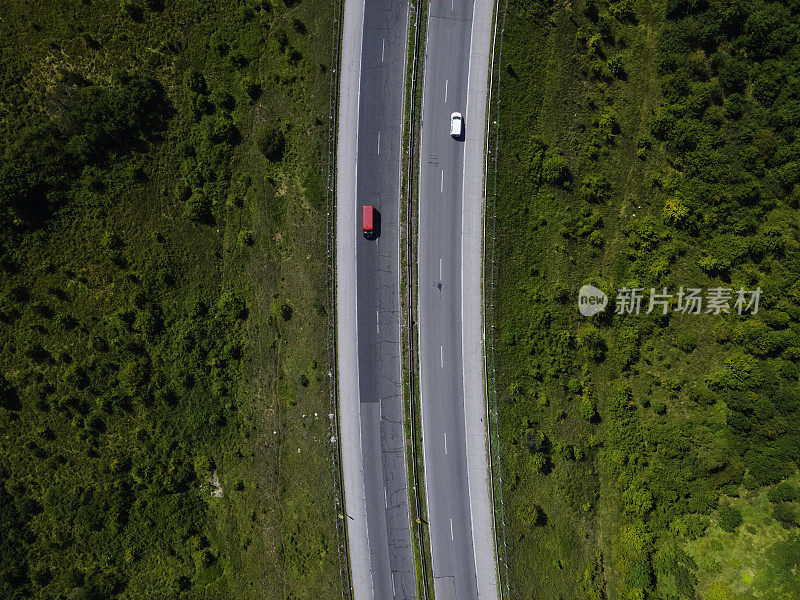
[491,0,800,598]
[0,1,343,598]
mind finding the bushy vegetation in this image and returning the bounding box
[0,0,340,598]
[492,0,800,597]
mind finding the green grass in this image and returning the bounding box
[0,0,343,598]
[682,479,800,600]
[490,0,800,598]
[492,0,665,594]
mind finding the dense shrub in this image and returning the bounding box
[579,173,611,203]
[675,333,697,353]
[773,503,799,528]
[255,124,286,161]
[271,299,292,321]
[577,326,606,361]
[0,75,168,229]
[241,75,261,100]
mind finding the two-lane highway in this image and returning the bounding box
[418,2,475,599]
[336,0,416,599]
[355,0,417,598]
[417,0,498,598]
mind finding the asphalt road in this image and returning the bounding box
[337,0,416,598]
[417,0,499,598]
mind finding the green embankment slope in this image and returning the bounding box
[492,0,800,597]
[0,1,341,598]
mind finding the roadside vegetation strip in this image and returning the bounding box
[492,0,800,598]
[399,0,435,598]
[484,0,512,597]
[325,0,353,597]
[0,1,342,599]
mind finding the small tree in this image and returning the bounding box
[241,76,261,101]
[210,117,237,145]
[579,391,597,421]
[199,548,217,568]
[62,364,88,390]
[121,0,144,21]
[542,150,569,185]
[676,333,697,353]
[211,90,235,111]
[0,374,20,410]
[194,454,214,476]
[662,196,690,226]
[517,502,546,529]
[185,189,210,221]
[183,69,207,95]
[528,452,547,474]
[24,343,49,363]
[768,482,799,503]
[238,230,254,247]
[217,292,247,322]
[717,505,743,533]
[119,360,148,397]
[607,55,625,78]
[229,51,248,69]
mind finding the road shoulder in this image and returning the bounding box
[336,0,372,597]
[460,0,500,598]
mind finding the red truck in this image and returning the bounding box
[362,205,376,239]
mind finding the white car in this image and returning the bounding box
[450,112,463,138]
